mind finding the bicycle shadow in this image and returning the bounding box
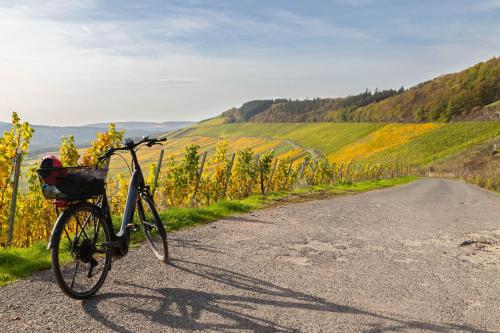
[81,259,493,333]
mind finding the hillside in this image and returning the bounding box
[215,57,500,123]
[175,121,500,167]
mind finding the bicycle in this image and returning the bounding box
[38,137,169,299]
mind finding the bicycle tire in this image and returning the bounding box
[51,202,111,299]
[137,194,169,263]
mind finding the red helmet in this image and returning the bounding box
[40,155,65,185]
[41,155,62,168]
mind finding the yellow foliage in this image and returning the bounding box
[146,163,157,188]
[160,147,198,206]
[329,123,441,163]
[228,148,258,198]
[197,141,231,205]
[82,123,124,166]
[60,135,80,166]
[277,148,304,160]
[12,165,55,247]
[269,157,295,192]
[111,174,128,215]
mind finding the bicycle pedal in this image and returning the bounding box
[126,223,139,231]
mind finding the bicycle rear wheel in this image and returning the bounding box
[137,194,169,263]
[51,202,111,299]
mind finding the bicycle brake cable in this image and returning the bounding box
[114,152,132,175]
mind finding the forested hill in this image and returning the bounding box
[216,57,500,124]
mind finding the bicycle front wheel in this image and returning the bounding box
[51,202,111,299]
[137,194,169,263]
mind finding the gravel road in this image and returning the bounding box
[1,178,499,332]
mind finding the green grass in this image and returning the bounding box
[0,243,52,286]
[0,176,416,287]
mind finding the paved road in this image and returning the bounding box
[1,178,499,332]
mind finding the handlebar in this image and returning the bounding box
[97,137,166,163]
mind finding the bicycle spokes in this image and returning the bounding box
[55,207,111,296]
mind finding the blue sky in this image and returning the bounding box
[0,0,499,125]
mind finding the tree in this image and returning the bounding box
[414,106,426,121]
[430,101,446,121]
[444,98,459,122]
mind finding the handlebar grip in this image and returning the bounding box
[98,148,114,162]
[97,155,108,163]
[146,137,166,147]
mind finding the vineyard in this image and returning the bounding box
[0,114,413,248]
[181,121,500,166]
[177,121,500,191]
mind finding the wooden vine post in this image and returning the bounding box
[190,151,207,207]
[258,157,265,195]
[7,153,22,247]
[298,158,309,183]
[151,149,164,198]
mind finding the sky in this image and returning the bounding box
[0,0,499,125]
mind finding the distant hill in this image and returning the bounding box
[0,121,194,154]
[215,57,500,123]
